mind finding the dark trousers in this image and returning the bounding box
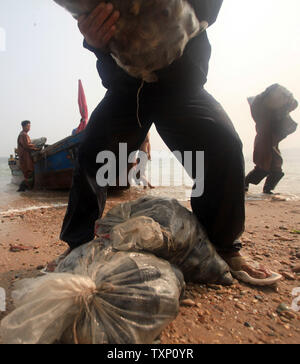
[246,147,284,192]
[245,168,284,193]
[60,83,245,253]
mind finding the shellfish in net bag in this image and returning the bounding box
[53,0,205,82]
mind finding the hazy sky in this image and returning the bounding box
[0,0,299,158]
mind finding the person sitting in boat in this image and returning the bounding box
[17,120,40,192]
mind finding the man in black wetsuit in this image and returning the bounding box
[59,0,279,284]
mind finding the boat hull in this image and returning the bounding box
[9,132,132,191]
[33,134,82,190]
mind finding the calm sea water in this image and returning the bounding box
[0,157,69,213]
[0,148,299,213]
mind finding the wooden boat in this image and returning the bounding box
[33,133,83,190]
[8,133,83,190]
[7,80,123,191]
[8,132,132,191]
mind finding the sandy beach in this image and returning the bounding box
[0,189,299,344]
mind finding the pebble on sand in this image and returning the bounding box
[276,303,290,314]
[292,265,300,273]
[181,299,196,307]
[281,272,296,281]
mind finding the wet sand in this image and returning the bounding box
[0,189,300,344]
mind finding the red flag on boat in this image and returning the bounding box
[75,79,88,134]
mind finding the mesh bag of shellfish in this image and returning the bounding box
[0,246,184,344]
[248,84,298,139]
[53,0,204,82]
[95,196,232,286]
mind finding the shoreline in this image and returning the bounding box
[0,183,299,214]
[0,192,300,344]
[0,203,68,217]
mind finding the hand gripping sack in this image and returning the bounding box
[0,246,184,344]
[53,0,205,82]
[96,196,233,286]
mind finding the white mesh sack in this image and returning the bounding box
[0,247,184,344]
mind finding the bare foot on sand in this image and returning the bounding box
[220,252,271,278]
[219,251,282,286]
